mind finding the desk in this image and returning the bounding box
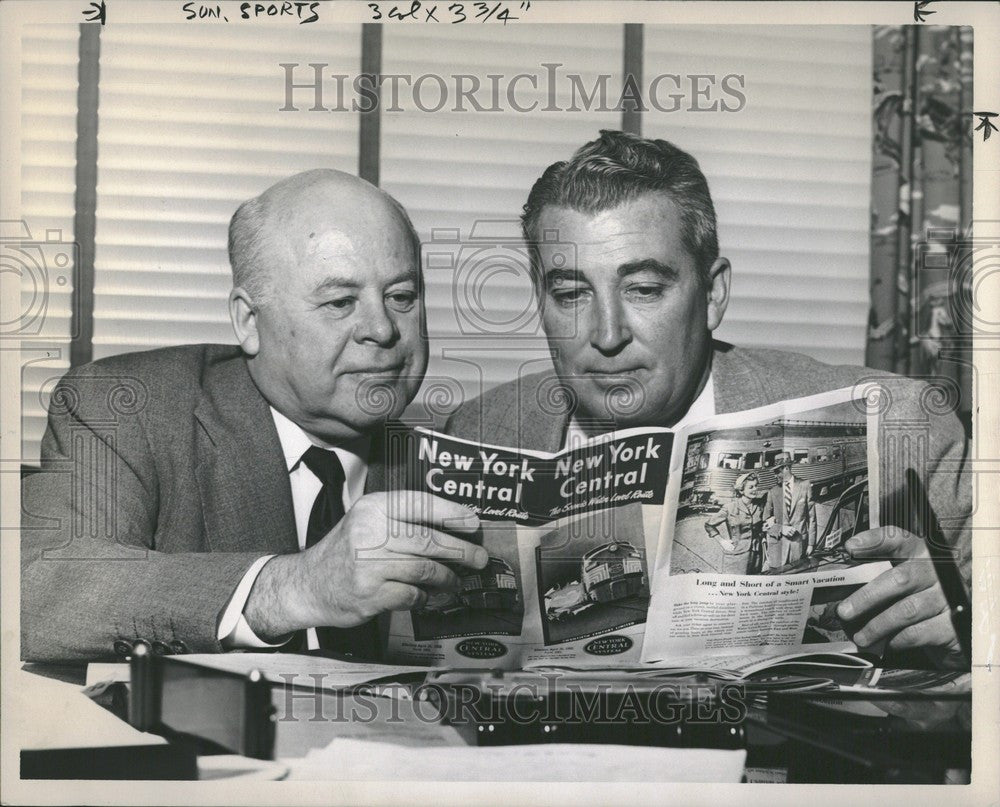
[14,665,197,780]
[14,664,971,785]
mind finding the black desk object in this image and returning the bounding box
[129,654,747,757]
[127,650,970,783]
[21,745,197,781]
[746,688,971,783]
[426,669,747,749]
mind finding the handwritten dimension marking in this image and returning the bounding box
[368,1,531,24]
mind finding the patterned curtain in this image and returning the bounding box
[867,26,973,425]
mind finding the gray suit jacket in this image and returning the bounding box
[21,344,399,662]
[763,477,817,548]
[446,341,971,584]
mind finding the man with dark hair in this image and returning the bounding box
[522,129,719,292]
[447,130,971,666]
[515,130,729,433]
[22,169,486,663]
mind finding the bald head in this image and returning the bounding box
[226,168,427,441]
[228,169,419,306]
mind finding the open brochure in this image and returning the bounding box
[385,387,891,676]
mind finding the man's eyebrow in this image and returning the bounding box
[311,268,419,295]
[617,259,679,281]
[312,276,360,294]
[385,268,420,287]
[543,267,585,286]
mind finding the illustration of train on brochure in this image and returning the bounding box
[385,387,891,670]
[385,426,670,667]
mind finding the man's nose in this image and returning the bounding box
[353,299,399,346]
[589,296,631,354]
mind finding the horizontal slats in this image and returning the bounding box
[20,25,80,463]
[90,24,363,365]
[644,24,871,371]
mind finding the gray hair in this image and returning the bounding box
[228,194,280,305]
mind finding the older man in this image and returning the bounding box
[447,130,971,666]
[22,169,486,663]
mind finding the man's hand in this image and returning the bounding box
[836,526,965,668]
[243,492,487,640]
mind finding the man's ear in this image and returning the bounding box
[229,287,260,356]
[705,257,731,332]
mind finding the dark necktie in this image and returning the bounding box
[300,446,380,659]
[302,446,346,549]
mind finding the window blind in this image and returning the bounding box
[643,24,872,366]
[380,25,624,423]
[20,25,80,463]
[91,25,361,360]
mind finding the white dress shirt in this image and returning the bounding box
[217,407,369,649]
[562,374,716,448]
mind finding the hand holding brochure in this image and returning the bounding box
[386,387,890,677]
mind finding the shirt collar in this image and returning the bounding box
[269,406,370,480]
[673,373,715,430]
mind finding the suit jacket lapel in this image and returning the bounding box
[193,352,297,554]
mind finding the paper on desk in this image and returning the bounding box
[17,667,165,751]
[287,737,746,782]
[85,662,130,688]
[168,653,429,691]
